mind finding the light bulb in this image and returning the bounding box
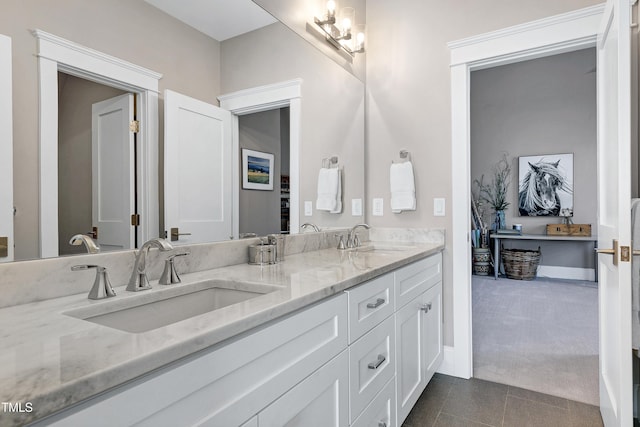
[342,18,352,32]
[327,1,336,14]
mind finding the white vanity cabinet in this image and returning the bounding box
[345,252,443,427]
[39,294,348,427]
[395,255,443,426]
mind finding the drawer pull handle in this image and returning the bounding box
[378,422,387,427]
[368,354,386,369]
[367,298,385,309]
[421,302,432,313]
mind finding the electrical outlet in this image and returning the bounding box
[304,201,313,216]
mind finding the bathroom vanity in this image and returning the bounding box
[0,231,443,427]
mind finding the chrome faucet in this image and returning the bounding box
[301,223,321,232]
[347,223,371,248]
[69,234,100,254]
[71,264,116,300]
[126,238,174,292]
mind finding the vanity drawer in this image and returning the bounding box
[349,315,395,422]
[351,377,396,427]
[345,272,395,343]
[395,254,442,309]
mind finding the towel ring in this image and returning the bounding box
[392,150,411,164]
[322,156,339,168]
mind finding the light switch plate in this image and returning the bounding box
[304,201,313,216]
[434,198,445,216]
[372,198,384,216]
[352,198,363,216]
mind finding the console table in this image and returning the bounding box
[489,233,598,280]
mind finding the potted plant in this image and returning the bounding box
[474,154,511,231]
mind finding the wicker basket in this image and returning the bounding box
[501,247,541,280]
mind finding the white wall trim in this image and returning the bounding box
[449,6,603,379]
[537,266,596,282]
[219,79,302,237]
[33,30,161,257]
[0,34,13,262]
[436,345,457,377]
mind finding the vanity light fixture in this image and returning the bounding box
[314,1,365,56]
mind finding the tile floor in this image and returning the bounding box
[402,374,603,427]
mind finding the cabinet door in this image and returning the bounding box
[258,350,349,427]
[423,282,443,383]
[241,416,258,427]
[395,292,427,425]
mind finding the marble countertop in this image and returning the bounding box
[0,241,442,426]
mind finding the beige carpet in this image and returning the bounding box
[472,275,599,405]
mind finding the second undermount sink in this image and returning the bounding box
[64,280,280,333]
[350,243,417,253]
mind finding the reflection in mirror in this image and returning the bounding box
[5,0,364,262]
[239,108,291,236]
[57,73,132,255]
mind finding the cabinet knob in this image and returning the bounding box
[420,302,432,313]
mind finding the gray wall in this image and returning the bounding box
[239,109,284,236]
[2,0,221,260]
[470,48,597,270]
[57,73,126,255]
[365,0,602,347]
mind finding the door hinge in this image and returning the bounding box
[131,214,140,226]
[129,120,140,133]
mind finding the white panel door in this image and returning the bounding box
[91,94,135,252]
[596,0,633,425]
[164,90,232,245]
[0,34,12,262]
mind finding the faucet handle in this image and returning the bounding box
[335,234,346,250]
[159,252,189,285]
[72,265,116,300]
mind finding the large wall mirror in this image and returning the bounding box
[2,0,365,262]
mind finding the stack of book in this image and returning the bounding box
[496,228,521,235]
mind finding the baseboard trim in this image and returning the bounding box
[537,265,595,281]
[437,345,457,376]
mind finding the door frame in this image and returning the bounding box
[446,5,605,378]
[219,79,302,238]
[0,34,13,262]
[33,30,162,258]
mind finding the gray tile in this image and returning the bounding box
[440,378,508,426]
[403,378,453,427]
[508,385,569,409]
[566,400,603,427]
[434,413,494,427]
[503,395,570,427]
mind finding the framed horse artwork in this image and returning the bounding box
[518,153,573,217]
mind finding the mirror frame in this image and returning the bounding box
[33,30,161,257]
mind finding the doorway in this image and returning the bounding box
[468,49,599,404]
[57,73,135,255]
[238,107,291,236]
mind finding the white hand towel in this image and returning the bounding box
[330,169,342,214]
[390,161,416,213]
[316,168,339,211]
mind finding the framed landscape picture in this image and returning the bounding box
[242,149,274,190]
[518,153,573,217]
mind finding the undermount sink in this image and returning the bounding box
[64,279,280,333]
[349,243,417,253]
